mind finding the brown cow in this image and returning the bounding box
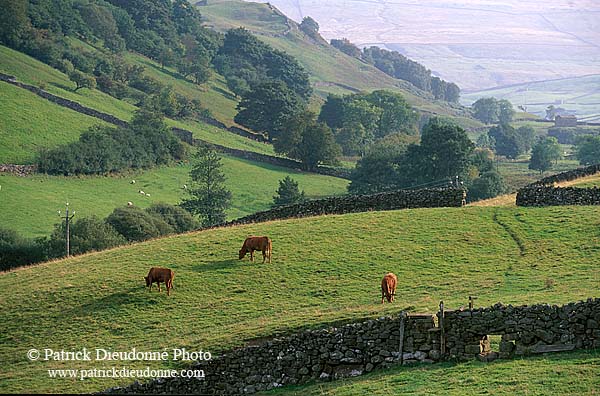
[381,272,397,304]
[239,236,272,263]
[144,267,175,296]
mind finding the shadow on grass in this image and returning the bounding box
[49,82,75,92]
[191,259,244,272]
[213,85,237,100]
[68,287,161,316]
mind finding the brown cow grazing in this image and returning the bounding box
[381,272,397,304]
[144,267,175,296]
[239,236,272,263]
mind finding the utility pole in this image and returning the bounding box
[58,203,75,257]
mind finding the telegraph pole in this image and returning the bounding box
[58,203,75,257]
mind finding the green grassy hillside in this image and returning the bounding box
[1,206,598,393]
[0,45,276,159]
[0,156,348,238]
[198,0,482,130]
[0,82,109,164]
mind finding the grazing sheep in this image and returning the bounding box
[131,180,136,184]
[183,184,188,189]
[127,201,133,207]
[145,193,150,197]
[139,190,145,195]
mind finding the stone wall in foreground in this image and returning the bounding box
[104,298,600,395]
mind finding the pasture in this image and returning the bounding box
[0,157,348,238]
[266,349,600,395]
[1,205,598,393]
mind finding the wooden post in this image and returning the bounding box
[59,203,75,257]
[439,300,446,355]
[398,311,406,364]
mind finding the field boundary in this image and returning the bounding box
[0,73,350,179]
[105,298,600,395]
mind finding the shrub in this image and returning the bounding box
[145,203,200,233]
[0,228,46,271]
[106,207,174,242]
[45,216,127,258]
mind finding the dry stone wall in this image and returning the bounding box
[223,188,464,226]
[104,299,600,395]
[516,163,600,206]
[0,73,349,179]
[444,298,600,361]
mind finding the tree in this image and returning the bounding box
[529,137,561,173]
[347,134,415,194]
[498,99,515,124]
[574,135,600,165]
[0,0,28,47]
[180,148,232,227]
[145,203,200,233]
[300,16,319,37]
[488,124,521,159]
[468,171,506,201]
[46,216,126,257]
[234,81,304,142]
[274,111,341,171]
[272,176,306,207]
[416,117,475,181]
[516,125,536,152]
[69,70,96,92]
[472,97,499,124]
[106,207,173,242]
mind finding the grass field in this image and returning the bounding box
[1,205,599,393]
[266,349,600,395]
[462,75,600,121]
[0,82,108,164]
[0,45,278,158]
[0,156,348,238]
[497,158,581,192]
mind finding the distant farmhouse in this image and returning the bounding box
[554,115,577,127]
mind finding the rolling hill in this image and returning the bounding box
[197,0,482,130]
[462,74,600,121]
[1,205,599,393]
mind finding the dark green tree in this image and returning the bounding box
[529,137,561,173]
[146,203,200,233]
[472,97,499,124]
[516,125,536,152]
[69,70,96,92]
[300,16,320,36]
[46,216,127,257]
[488,124,521,159]
[415,117,475,181]
[180,148,232,227]
[274,111,341,171]
[0,0,28,47]
[498,99,515,124]
[272,176,306,207]
[575,135,600,165]
[234,80,304,142]
[106,206,174,242]
[468,171,506,201]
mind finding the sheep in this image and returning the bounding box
[183,184,188,189]
[145,193,150,197]
[139,190,145,195]
[127,201,133,207]
[130,180,136,184]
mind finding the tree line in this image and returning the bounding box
[330,38,460,103]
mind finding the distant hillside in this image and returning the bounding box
[462,74,600,122]
[198,0,481,129]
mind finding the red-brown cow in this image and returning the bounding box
[144,267,175,296]
[381,272,397,304]
[239,236,272,263]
